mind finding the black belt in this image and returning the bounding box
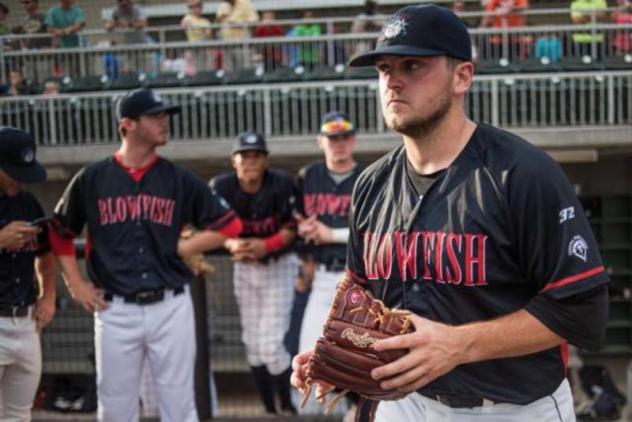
[0,305,29,317]
[433,394,495,409]
[104,287,184,305]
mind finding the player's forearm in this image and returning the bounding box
[179,230,227,256]
[455,309,565,365]
[56,254,87,289]
[35,252,57,300]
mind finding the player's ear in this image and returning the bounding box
[452,61,473,96]
[316,135,325,150]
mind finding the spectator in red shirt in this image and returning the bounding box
[611,0,632,54]
[254,11,284,70]
[479,0,530,61]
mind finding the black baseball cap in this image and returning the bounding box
[320,111,355,136]
[0,126,46,183]
[349,4,472,67]
[232,131,268,155]
[116,88,181,120]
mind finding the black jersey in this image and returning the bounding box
[54,156,237,296]
[346,124,608,404]
[0,191,50,307]
[297,161,363,267]
[210,169,297,255]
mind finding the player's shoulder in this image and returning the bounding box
[209,171,235,190]
[472,124,560,179]
[298,161,326,178]
[355,146,404,191]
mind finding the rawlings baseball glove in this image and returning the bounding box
[301,275,414,416]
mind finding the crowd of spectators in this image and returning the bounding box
[0,0,630,96]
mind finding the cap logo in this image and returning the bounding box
[151,91,163,103]
[378,16,409,45]
[21,148,34,164]
[245,134,258,144]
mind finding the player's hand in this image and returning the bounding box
[33,293,56,332]
[295,213,317,236]
[240,238,267,262]
[291,349,335,402]
[302,220,333,245]
[0,221,40,250]
[296,213,333,245]
[370,314,463,393]
[224,238,256,262]
[68,280,107,313]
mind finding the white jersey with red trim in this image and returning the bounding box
[346,124,608,404]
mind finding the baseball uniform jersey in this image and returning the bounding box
[347,124,608,405]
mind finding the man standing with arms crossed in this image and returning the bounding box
[51,88,242,422]
[210,132,298,416]
[0,127,56,421]
[292,5,609,421]
[295,111,364,416]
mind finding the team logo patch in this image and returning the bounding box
[349,290,362,305]
[21,148,34,164]
[151,91,163,103]
[568,235,589,262]
[245,134,258,144]
[378,16,409,45]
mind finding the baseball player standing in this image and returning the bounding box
[50,88,242,422]
[210,132,298,416]
[0,127,56,421]
[295,111,364,415]
[292,5,609,421]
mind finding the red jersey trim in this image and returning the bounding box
[205,210,238,231]
[540,266,606,293]
[346,269,369,285]
[217,217,243,239]
[560,342,569,375]
[50,227,76,256]
[113,153,160,183]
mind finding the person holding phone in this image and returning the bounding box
[0,126,57,421]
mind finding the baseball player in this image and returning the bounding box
[0,126,56,421]
[210,131,298,416]
[50,88,242,422]
[295,111,364,415]
[292,5,609,421]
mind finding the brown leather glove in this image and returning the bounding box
[301,275,414,412]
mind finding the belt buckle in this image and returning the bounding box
[135,290,162,305]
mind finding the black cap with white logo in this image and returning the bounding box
[232,131,268,155]
[0,126,46,183]
[116,88,181,120]
[349,4,472,67]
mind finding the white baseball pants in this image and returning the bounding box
[233,253,297,376]
[297,267,348,415]
[376,378,576,422]
[95,286,198,422]
[0,309,41,422]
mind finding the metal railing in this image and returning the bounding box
[1,71,630,146]
[2,23,632,86]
